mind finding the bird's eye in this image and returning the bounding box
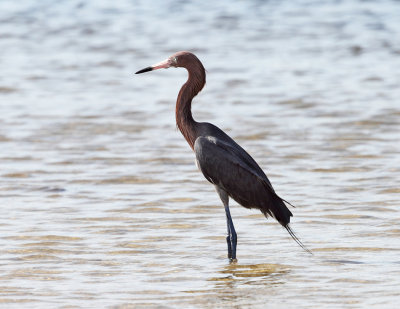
[173,57,178,63]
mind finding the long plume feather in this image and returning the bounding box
[285,225,312,254]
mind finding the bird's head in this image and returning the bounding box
[135,51,199,74]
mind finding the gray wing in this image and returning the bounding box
[194,136,292,223]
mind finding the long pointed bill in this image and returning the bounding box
[135,58,171,74]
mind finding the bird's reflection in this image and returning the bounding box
[201,262,292,305]
[210,262,291,289]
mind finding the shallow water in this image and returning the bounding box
[1,0,400,308]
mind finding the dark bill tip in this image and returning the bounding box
[135,66,153,74]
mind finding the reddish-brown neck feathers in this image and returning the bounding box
[175,54,206,149]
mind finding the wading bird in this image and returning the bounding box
[136,51,310,261]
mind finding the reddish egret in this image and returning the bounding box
[136,51,310,261]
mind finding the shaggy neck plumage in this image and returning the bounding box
[175,60,206,149]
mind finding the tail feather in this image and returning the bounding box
[259,183,312,254]
[281,197,295,208]
[285,225,312,255]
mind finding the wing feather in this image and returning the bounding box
[194,136,293,224]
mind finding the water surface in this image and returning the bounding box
[1,0,400,308]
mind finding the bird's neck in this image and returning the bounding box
[176,62,206,150]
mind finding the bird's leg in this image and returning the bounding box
[224,203,237,261]
[215,186,237,262]
[225,216,233,259]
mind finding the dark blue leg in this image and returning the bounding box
[224,204,237,261]
[226,227,232,259]
[215,186,237,261]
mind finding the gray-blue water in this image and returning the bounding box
[1,0,400,308]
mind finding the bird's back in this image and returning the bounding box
[194,122,293,226]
